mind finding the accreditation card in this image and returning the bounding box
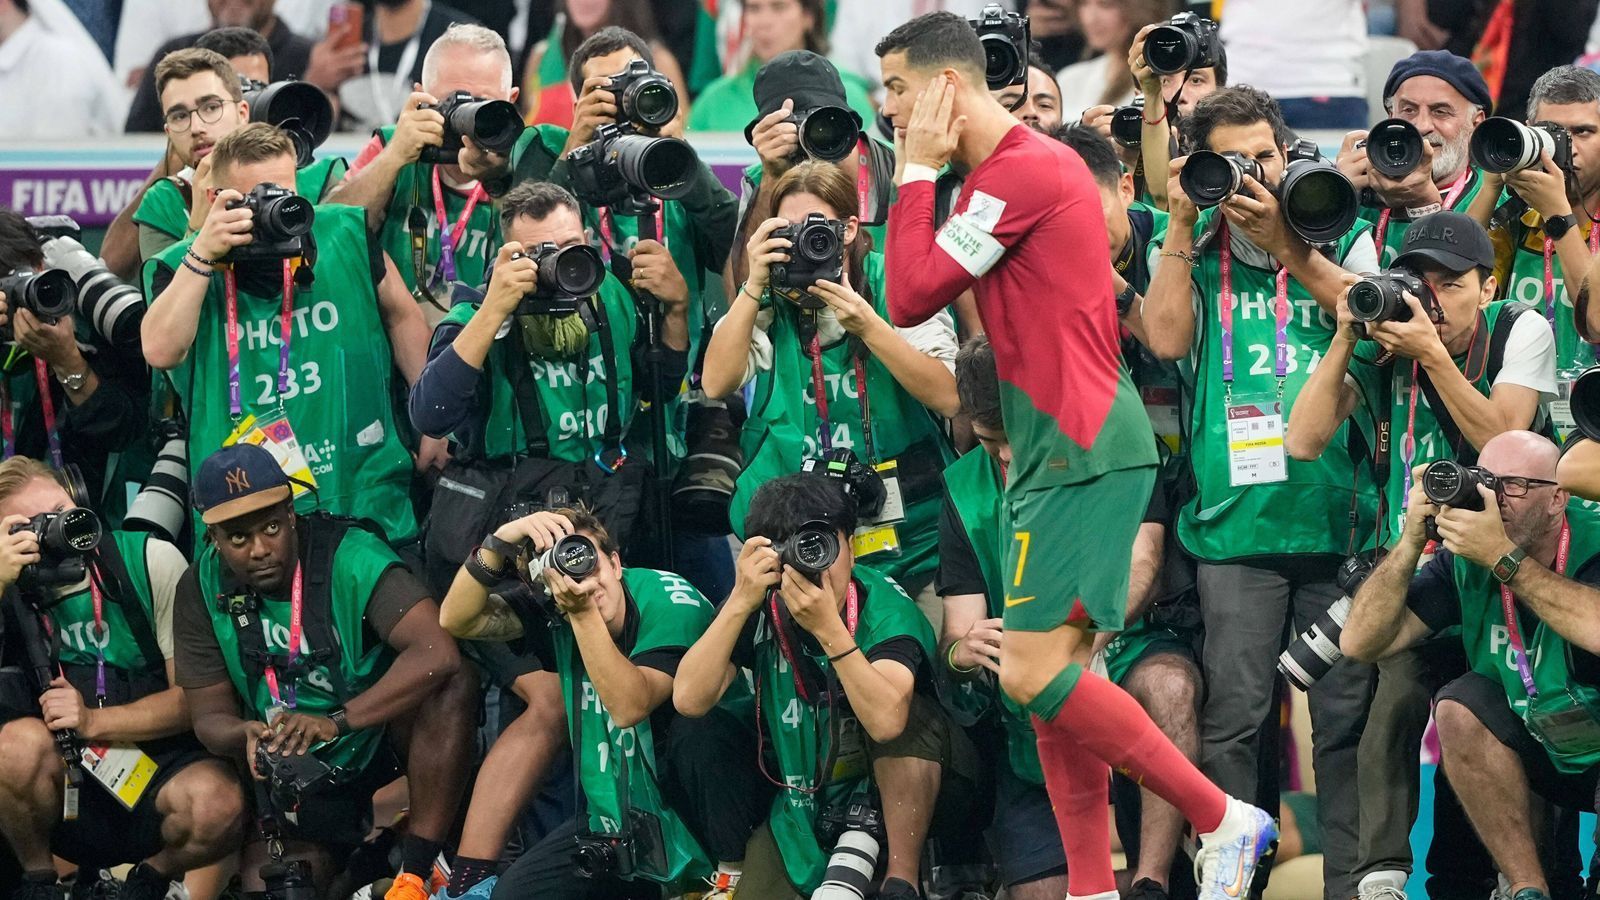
[1226,394,1288,487]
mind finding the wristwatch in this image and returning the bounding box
[1115,283,1138,317]
[1491,546,1528,585]
[54,365,88,392]
[1544,213,1578,240]
[328,707,350,737]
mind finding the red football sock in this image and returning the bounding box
[1033,720,1116,897]
[1049,667,1227,834]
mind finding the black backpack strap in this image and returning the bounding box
[592,296,625,453]
[298,513,358,698]
[501,326,551,457]
[91,536,166,677]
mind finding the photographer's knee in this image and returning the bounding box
[0,718,62,791]
[1433,698,1489,751]
[173,764,247,850]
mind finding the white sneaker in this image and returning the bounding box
[1358,870,1409,900]
[1194,796,1278,900]
[702,870,739,899]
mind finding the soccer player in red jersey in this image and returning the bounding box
[875,14,1276,900]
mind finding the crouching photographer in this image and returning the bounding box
[1341,431,1600,900]
[174,444,477,900]
[674,473,980,900]
[438,505,754,899]
[411,181,683,589]
[0,457,241,900]
[0,209,152,527]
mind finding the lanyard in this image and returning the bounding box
[1373,171,1470,251]
[1501,518,1569,699]
[33,359,61,468]
[0,376,10,459]
[807,329,876,462]
[260,564,305,709]
[428,166,485,288]
[1217,222,1290,401]
[856,138,870,220]
[769,580,859,704]
[89,567,107,706]
[595,208,667,265]
[365,0,428,124]
[1399,359,1425,509]
[1541,223,1600,325]
[224,263,297,419]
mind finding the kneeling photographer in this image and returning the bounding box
[0,457,240,900]
[411,181,682,588]
[0,209,151,527]
[174,444,477,900]
[702,161,957,603]
[439,505,751,899]
[674,473,979,900]
[1341,431,1600,900]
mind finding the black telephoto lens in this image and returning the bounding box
[245,79,334,167]
[798,106,858,163]
[1571,366,1600,442]
[612,134,696,199]
[1366,118,1425,180]
[1422,460,1487,510]
[464,98,525,154]
[1280,159,1359,245]
[0,268,75,323]
[1180,151,1248,207]
[1144,24,1195,75]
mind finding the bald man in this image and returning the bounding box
[1342,431,1600,900]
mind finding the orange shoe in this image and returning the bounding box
[385,872,431,900]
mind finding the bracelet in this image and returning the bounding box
[1160,249,1197,269]
[1143,103,1168,126]
[828,645,861,663]
[946,641,978,674]
[187,248,221,267]
[465,546,508,587]
[739,282,763,304]
[180,255,213,277]
[328,707,350,736]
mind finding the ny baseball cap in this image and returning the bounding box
[1383,50,1494,114]
[193,443,293,526]
[1394,210,1496,274]
[745,50,864,144]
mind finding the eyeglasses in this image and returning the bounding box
[1495,473,1559,498]
[164,98,230,133]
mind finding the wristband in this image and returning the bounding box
[1406,202,1443,219]
[328,707,350,736]
[901,163,939,185]
[180,255,213,277]
[739,282,763,305]
[1115,283,1138,317]
[946,641,978,674]
[481,532,525,563]
[828,645,861,663]
[465,547,507,587]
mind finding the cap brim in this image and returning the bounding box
[200,484,292,525]
[1394,247,1486,274]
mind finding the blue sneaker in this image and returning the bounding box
[1194,798,1277,900]
[431,876,497,900]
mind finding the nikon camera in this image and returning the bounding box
[573,809,668,880]
[568,61,695,215]
[226,183,315,263]
[419,90,525,165]
[1143,12,1222,75]
[10,507,101,593]
[240,77,333,168]
[968,4,1030,90]
[510,242,605,317]
[770,213,847,309]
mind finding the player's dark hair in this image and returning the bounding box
[746,474,858,541]
[568,26,656,95]
[955,336,1004,431]
[874,12,985,81]
[1052,124,1123,190]
[0,207,44,272]
[1181,84,1293,153]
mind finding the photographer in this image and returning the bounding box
[674,473,979,900]
[702,160,957,601]
[141,123,431,547]
[1337,51,1492,267]
[1340,430,1600,900]
[410,181,679,583]
[0,458,241,900]
[174,444,477,900]
[940,337,1201,900]
[995,54,1064,135]
[128,47,347,267]
[1139,85,1382,899]
[327,24,565,319]
[1124,19,1228,210]
[0,209,151,527]
[1486,66,1600,388]
[438,506,752,899]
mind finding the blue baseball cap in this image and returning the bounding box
[1384,50,1494,114]
[193,444,293,525]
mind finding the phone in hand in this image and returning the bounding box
[327,2,364,51]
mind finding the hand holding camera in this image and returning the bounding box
[492,508,575,561]
[390,91,447,165]
[808,271,879,336]
[1128,23,1164,95]
[778,558,848,641]
[0,515,41,590]
[731,537,783,615]
[751,99,801,177]
[953,617,1004,675]
[484,242,540,317]
[1335,130,1372,193]
[1218,172,1292,258]
[7,293,80,370]
[39,676,93,736]
[744,217,795,297]
[1165,156,1199,228]
[1424,465,1512,566]
[1503,152,1573,220]
[568,74,622,151]
[1361,288,1444,364]
[192,188,254,262]
[264,711,339,757]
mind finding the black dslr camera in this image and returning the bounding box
[419,90,525,164]
[11,507,101,592]
[1347,269,1436,338]
[241,77,333,168]
[803,447,887,521]
[968,3,1030,90]
[1360,118,1426,180]
[608,59,679,130]
[1422,459,1494,541]
[770,522,842,584]
[254,741,335,816]
[1180,150,1264,208]
[1144,12,1222,75]
[573,809,668,880]
[1279,139,1360,245]
[226,183,314,263]
[259,859,315,900]
[1111,97,1145,148]
[770,213,846,309]
[510,242,606,317]
[0,267,74,342]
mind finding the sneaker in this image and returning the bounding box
[1194,797,1278,900]
[701,871,739,899]
[431,876,497,900]
[1129,878,1172,900]
[879,878,923,900]
[385,874,431,900]
[1358,869,1408,900]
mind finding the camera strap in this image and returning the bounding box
[503,328,551,456]
[87,572,107,706]
[1541,225,1600,325]
[428,166,486,290]
[806,328,875,462]
[33,358,62,468]
[223,262,299,419]
[1372,171,1471,250]
[1216,222,1290,402]
[1502,516,1569,698]
[587,299,626,472]
[755,582,859,795]
[259,564,305,709]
